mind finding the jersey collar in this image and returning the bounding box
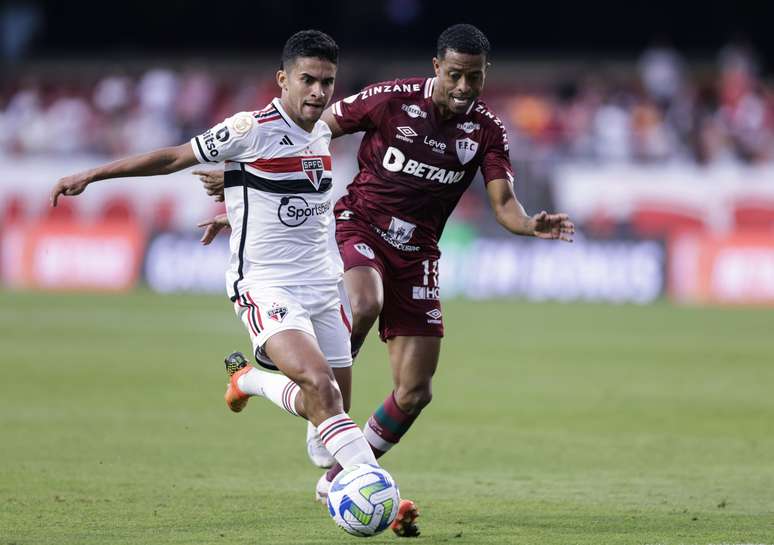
[272,97,318,134]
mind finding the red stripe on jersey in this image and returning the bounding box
[256,104,277,115]
[257,115,282,124]
[247,155,332,173]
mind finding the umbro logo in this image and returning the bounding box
[425,308,442,324]
[395,126,418,143]
[279,135,294,146]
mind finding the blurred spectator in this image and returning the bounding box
[1,43,772,167]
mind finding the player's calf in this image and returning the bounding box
[393,383,433,415]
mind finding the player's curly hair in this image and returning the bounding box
[281,30,339,69]
[437,24,490,59]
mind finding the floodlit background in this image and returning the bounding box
[1,2,773,544]
[1,1,773,303]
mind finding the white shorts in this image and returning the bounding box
[233,281,353,370]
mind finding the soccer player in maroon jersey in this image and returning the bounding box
[199,24,574,536]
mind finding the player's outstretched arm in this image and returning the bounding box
[321,108,345,139]
[486,178,575,242]
[193,169,225,202]
[50,144,198,206]
[198,213,230,245]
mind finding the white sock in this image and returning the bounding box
[237,368,300,417]
[317,413,377,469]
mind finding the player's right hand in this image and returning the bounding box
[50,173,91,206]
[193,169,225,203]
[198,213,230,245]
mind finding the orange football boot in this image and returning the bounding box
[391,498,420,537]
[224,351,254,412]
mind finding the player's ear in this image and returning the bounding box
[276,70,288,92]
[432,57,441,76]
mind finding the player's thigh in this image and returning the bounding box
[386,335,441,390]
[310,282,354,404]
[264,328,335,387]
[233,286,323,372]
[344,266,384,317]
[336,224,386,318]
[378,253,443,342]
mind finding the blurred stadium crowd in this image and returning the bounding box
[1,42,771,166]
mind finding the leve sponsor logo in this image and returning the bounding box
[423,136,447,154]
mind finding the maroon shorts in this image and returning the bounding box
[336,218,443,341]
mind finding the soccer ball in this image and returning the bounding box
[327,464,400,537]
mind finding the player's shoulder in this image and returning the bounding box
[313,117,332,138]
[468,99,507,131]
[356,77,429,102]
[250,102,289,131]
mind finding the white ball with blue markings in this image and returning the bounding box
[327,464,400,537]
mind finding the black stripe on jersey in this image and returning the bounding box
[224,170,332,194]
[230,164,249,302]
[194,137,214,163]
[254,108,279,119]
[272,105,293,127]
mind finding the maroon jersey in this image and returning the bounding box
[331,77,514,252]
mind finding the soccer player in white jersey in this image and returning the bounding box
[49,30,381,481]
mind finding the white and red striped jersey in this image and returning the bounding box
[190,98,339,300]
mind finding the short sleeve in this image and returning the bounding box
[329,83,393,134]
[190,112,260,164]
[481,124,514,186]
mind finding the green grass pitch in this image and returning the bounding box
[1,290,773,544]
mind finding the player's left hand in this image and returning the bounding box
[531,211,575,242]
[198,213,230,245]
[193,169,225,202]
[50,173,91,206]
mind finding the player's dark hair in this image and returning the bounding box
[437,24,490,59]
[281,30,339,70]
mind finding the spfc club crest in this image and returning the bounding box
[268,303,288,322]
[301,158,325,190]
[455,138,479,165]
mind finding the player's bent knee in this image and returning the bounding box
[349,293,382,323]
[395,386,432,414]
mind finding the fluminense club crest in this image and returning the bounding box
[301,158,325,190]
[455,138,478,165]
